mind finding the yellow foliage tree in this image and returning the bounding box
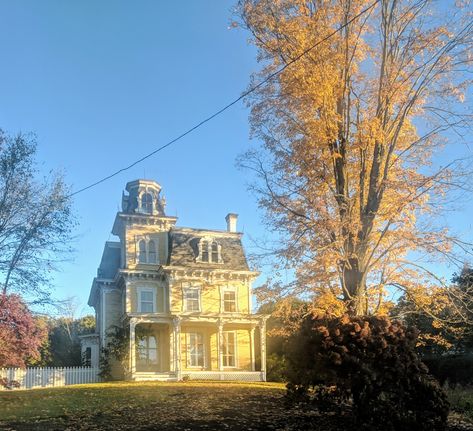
[237,0,473,316]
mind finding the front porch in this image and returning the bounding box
[127,315,267,381]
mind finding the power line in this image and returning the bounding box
[69,0,379,198]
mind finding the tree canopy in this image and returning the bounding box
[0,130,75,302]
[0,293,47,367]
[237,0,473,316]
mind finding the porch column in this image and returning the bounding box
[250,326,256,372]
[259,319,267,381]
[217,320,224,372]
[129,318,136,378]
[173,317,181,380]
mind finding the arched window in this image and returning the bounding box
[148,240,157,264]
[138,240,147,263]
[201,241,209,262]
[211,242,219,263]
[141,192,153,214]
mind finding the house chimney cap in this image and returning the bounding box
[225,213,238,232]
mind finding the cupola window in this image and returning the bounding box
[141,192,154,214]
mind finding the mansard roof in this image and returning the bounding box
[97,241,121,279]
[167,228,250,271]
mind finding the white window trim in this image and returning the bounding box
[182,287,202,312]
[222,330,238,369]
[137,286,156,313]
[186,332,206,369]
[135,235,160,265]
[221,285,238,313]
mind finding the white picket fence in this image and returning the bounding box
[0,366,101,390]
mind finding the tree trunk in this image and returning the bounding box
[343,258,367,316]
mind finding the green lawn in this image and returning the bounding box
[1,381,473,430]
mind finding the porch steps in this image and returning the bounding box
[133,372,177,382]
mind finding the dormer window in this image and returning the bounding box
[197,238,223,264]
[136,237,158,264]
[141,192,154,214]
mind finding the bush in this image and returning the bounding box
[423,355,473,387]
[266,353,287,382]
[285,314,449,431]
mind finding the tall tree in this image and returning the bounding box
[0,130,75,302]
[237,0,473,315]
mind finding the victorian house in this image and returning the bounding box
[82,179,268,381]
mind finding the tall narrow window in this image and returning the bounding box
[183,288,200,312]
[211,242,219,263]
[222,331,236,367]
[148,240,157,264]
[138,240,147,263]
[223,290,237,312]
[141,192,153,213]
[188,332,204,367]
[139,289,154,312]
[136,335,158,371]
[201,241,209,262]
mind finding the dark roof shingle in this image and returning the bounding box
[168,230,249,271]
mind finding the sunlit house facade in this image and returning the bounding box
[83,179,268,381]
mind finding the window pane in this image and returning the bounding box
[201,241,209,262]
[185,289,200,311]
[224,291,236,312]
[141,193,153,213]
[223,332,236,367]
[141,302,153,312]
[189,332,204,367]
[148,240,157,263]
[139,240,147,263]
[211,242,218,262]
[140,290,154,312]
[141,291,153,301]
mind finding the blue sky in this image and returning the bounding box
[0,1,266,315]
[0,1,472,316]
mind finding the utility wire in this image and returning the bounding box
[68,0,379,198]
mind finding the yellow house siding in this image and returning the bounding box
[127,281,167,313]
[235,329,252,370]
[209,330,218,370]
[104,289,122,331]
[201,284,220,313]
[170,281,251,314]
